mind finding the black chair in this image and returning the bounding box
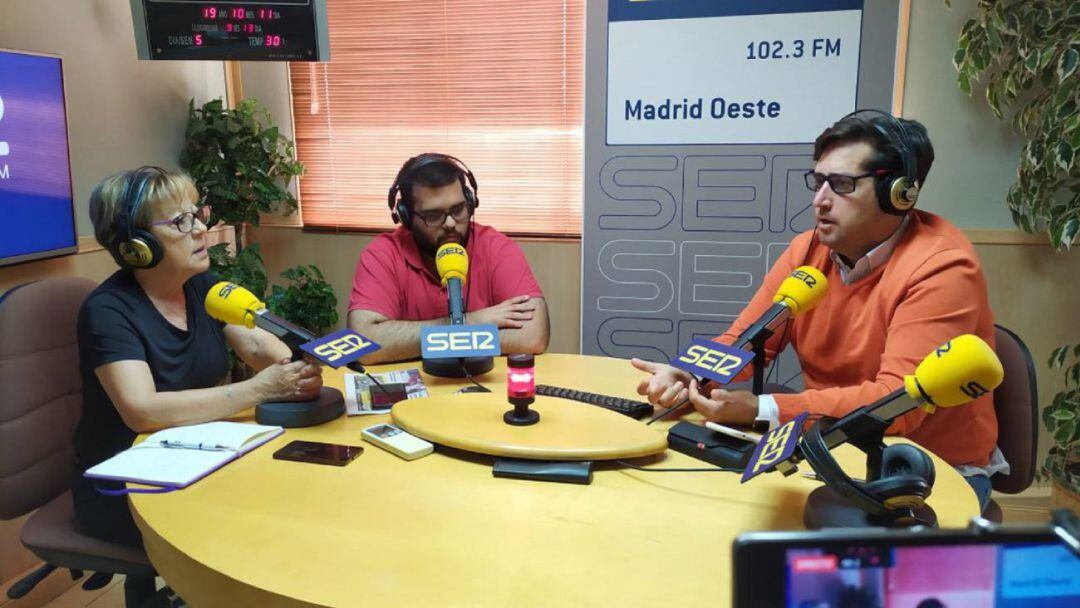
[983,324,1039,522]
[0,278,156,606]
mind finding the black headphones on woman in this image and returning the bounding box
[800,416,937,515]
[387,153,479,226]
[112,166,168,269]
[840,109,922,215]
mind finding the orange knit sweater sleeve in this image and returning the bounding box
[772,248,990,434]
[712,236,804,380]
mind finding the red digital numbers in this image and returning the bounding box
[265,35,282,47]
[201,6,279,22]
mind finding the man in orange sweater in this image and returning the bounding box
[632,111,1003,509]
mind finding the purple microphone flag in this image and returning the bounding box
[742,412,808,483]
[670,339,753,385]
[300,329,381,368]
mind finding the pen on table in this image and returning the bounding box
[159,440,231,451]
[703,421,761,444]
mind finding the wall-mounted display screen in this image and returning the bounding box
[130,0,329,61]
[0,49,78,268]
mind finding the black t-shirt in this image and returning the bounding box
[73,270,230,473]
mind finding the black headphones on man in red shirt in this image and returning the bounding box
[387,153,479,226]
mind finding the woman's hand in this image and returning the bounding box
[251,358,324,402]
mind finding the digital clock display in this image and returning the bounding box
[132,0,328,61]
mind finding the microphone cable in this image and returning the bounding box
[645,396,690,425]
[365,371,391,398]
[347,361,391,398]
[614,459,741,473]
[459,359,491,392]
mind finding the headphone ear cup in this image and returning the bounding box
[394,201,411,226]
[863,443,936,509]
[862,475,931,510]
[889,177,919,212]
[464,188,477,214]
[119,228,163,269]
[881,443,936,486]
[875,175,907,215]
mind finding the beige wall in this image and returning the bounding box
[903,0,1023,230]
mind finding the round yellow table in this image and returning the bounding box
[130,354,980,607]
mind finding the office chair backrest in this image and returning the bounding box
[0,277,97,519]
[991,324,1039,494]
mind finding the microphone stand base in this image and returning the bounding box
[423,356,494,378]
[256,387,345,428]
[803,486,938,529]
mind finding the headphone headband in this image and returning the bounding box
[800,418,891,515]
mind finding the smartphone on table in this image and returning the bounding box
[273,440,363,466]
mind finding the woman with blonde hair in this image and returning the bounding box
[72,166,321,548]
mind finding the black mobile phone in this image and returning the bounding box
[732,525,1079,607]
[272,440,363,466]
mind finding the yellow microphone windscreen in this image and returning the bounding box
[904,334,1004,408]
[205,281,266,329]
[435,243,468,286]
[772,266,828,315]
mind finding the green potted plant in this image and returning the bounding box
[181,98,303,246]
[268,265,338,335]
[1045,346,1080,508]
[181,97,337,333]
[948,0,1079,504]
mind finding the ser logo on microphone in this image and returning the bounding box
[421,324,501,359]
[959,381,990,400]
[437,244,466,260]
[791,269,818,288]
[300,329,381,368]
[216,282,238,299]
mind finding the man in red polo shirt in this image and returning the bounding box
[348,153,549,363]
